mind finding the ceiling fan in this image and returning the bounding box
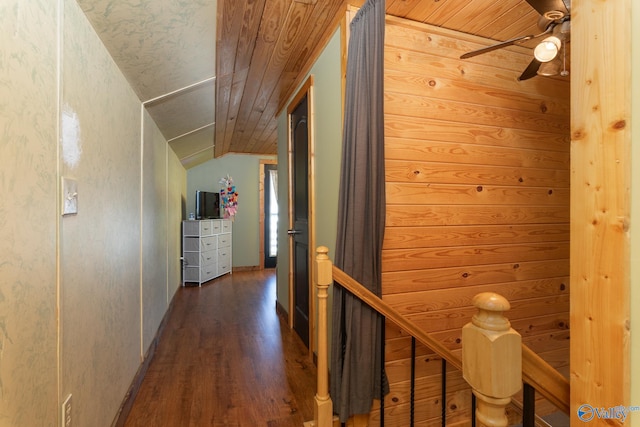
[460,0,571,81]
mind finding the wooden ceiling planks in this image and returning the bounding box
[475,3,537,39]
[386,0,424,17]
[215,0,345,157]
[441,0,523,36]
[404,0,455,24]
[219,0,267,156]
[227,0,289,155]
[491,10,541,46]
[214,0,552,157]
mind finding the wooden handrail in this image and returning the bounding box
[332,265,462,371]
[307,248,569,427]
[522,345,570,414]
[332,265,570,415]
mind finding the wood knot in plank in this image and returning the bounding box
[539,101,547,113]
[572,129,585,140]
[616,216,630,232]
[611,119,626,131]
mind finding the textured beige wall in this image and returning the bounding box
[0,1,59,425]
[60,0,142,423]
[142,109,169,351]
[141,112,186,352]
[1,0,186,425]
[168,150,187,295]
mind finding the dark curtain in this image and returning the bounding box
[330,0,387,422]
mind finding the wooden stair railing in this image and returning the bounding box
[462,293,522,427]
[303,247,335,427]
[521,346,570,414]
[305,246,570,427]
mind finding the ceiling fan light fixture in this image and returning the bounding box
[537,58,562,76]
[543,10,566,21]
[534,36,561,62]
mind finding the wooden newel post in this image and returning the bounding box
[312,246,333,427]
[462,293,522,427]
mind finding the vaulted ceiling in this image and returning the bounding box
[77,0,568,169]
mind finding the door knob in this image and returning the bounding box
[287,229,301,235]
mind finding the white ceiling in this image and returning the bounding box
[76,0,217,168]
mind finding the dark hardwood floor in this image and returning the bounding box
[124,270,317,427]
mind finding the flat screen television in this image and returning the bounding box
[195,190,221,219]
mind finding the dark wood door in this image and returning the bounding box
[290,95,309,348]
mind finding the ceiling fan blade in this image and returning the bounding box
[460,25,553,60]
[517,59,542,81]
[525,0,570,17]
[460,34,536,59]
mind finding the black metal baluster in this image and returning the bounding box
[380,315,386,427]
[523,382,535,427]
[410,337,416,427]
[471,392,476,427]
[441,359,447,427]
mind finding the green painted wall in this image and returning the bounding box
[276,28,343,323]
[187,153,277,268]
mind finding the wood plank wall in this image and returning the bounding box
[569,0,631,422]
[375,17,571,426]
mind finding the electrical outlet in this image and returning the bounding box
[62,394,72,427]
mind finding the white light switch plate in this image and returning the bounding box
[62,177,78,215]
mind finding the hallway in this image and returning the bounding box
[124,270,317,426]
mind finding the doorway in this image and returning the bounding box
[264,163,278,269]
[291,95,309,348]
[287,77,315,350]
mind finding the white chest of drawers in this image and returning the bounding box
[182,219,232,286]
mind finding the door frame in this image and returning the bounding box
[287,75,316,353]
[259,159,278,270]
